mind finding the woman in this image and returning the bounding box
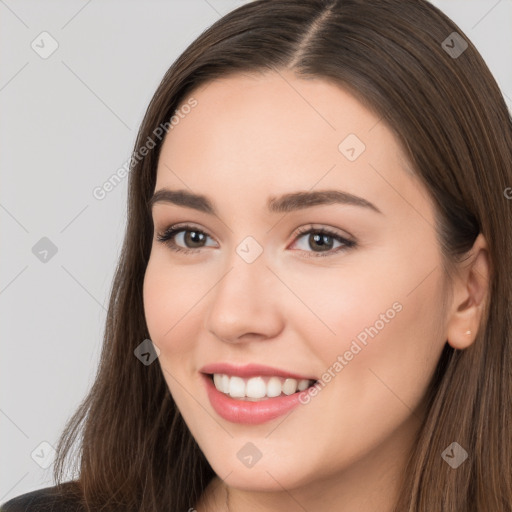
[3,0,511,510]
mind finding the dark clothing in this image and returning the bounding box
[1,484,85,512]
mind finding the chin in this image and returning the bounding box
[210,460,309,492]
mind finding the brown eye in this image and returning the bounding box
[181,230,207,248]
[156,224,217,254]
[307,232,335,252]
[291,226,356,258]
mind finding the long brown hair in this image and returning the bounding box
[52,1,512,510]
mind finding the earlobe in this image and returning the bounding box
[446,233,491,350]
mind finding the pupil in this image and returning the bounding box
[186,231,205,247]
[311,233,333,251]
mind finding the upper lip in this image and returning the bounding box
[200,362,318,381]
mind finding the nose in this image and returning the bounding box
[204,255,284,344]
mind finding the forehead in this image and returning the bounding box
[159,71,397,172]
[169,70,385,150]
[154,70,432,226]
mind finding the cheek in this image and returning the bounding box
[143,259,171,345]
[143,256,201,368]
[276,257,407,368]
[324,269,445,413]
[143,256,208,417]
[284,246,446,410]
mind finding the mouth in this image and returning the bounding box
[206,373,318,401]
[200,365,320,424]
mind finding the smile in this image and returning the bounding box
[211,374,315,400]
[199,363,319,424]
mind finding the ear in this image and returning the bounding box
[446,233,491,350]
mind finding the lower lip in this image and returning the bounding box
[202,373,309,425]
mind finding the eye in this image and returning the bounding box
[155,223,217,255]
[155,223,356,258]
[289,225,356,258]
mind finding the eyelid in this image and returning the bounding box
[287,224,355,258]
[155,222,218,250]
[155,222,356,257]
[291,223,354,243]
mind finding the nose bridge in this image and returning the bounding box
[205,238,283,342]
[217,232,269,298]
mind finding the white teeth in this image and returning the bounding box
[282,378,298,395]
[213,373,222,390]
[297,379,309,391]
[214,373,231,394]
[267,377,282,398]
[212,374,314,399]
[246,377,267,398]
[228,376,245,397]
[220,374,230,394]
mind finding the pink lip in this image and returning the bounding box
[199,362,317,381]
[201,373,311,425]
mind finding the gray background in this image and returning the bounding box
[1,0,511,502]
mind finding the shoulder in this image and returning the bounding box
[0,482,84,512]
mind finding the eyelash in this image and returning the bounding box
[155,223,356,258]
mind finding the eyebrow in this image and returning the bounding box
[148,188,382,215]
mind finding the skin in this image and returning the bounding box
[143,70,490,511]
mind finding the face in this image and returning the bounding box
[143,70,449,492]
